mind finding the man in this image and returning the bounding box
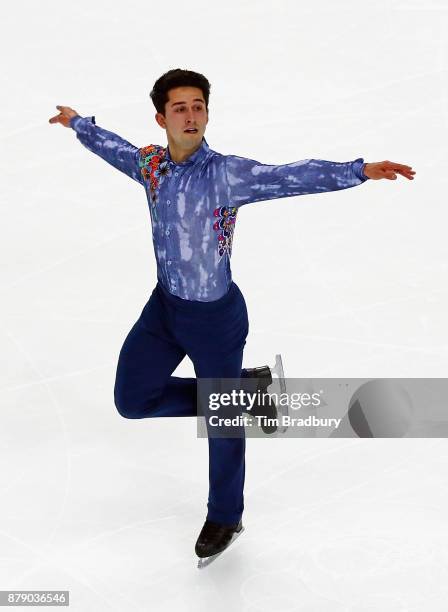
[49,68,416,566]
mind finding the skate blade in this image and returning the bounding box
[270,354,289,434]
[197,526,245,569]
[271,354,286,393]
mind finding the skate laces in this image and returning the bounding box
[203,520,234,537]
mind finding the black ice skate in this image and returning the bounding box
[243,354,288,434]
[195,519,245,569]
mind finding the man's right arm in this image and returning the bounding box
[69,115,144,185]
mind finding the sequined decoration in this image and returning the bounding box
[213,206,238,258]
[139,145,171,221]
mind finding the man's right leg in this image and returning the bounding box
[113,288,197,419]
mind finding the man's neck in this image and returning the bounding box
[167,137,202,164]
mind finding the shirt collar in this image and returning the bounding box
[165,136,210,166]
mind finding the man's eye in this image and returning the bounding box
[175,106,203,112]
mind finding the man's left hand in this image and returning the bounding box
[363,161,416,181]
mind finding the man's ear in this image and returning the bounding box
[155,112,166,129]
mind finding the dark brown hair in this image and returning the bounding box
[150,68,211,115]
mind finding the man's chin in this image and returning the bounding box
[183,133,202,145]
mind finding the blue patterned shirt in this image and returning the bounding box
[70,115,369,301]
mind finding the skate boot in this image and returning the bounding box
[244,365,273,388]
[195,519,245,568]
[243,354,289,434]
[243,363,277,434]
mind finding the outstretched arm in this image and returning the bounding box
[224,153,415,208]
[49,105,144,185]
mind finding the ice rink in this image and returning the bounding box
[1,0,448,609]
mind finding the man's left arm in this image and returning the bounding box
[224,154,415,208]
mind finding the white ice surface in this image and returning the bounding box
[1,0,448,610]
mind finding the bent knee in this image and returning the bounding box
[114,390,157,419]
[115,400,138,419]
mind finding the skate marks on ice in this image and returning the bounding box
[197,525,245,569]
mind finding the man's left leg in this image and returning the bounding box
[191,343,248,563]
[193,348,247,527]
[167,281,248,562]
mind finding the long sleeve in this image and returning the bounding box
[70,115,144,185]
[224,154,370,208]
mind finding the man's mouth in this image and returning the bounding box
[184,128,198,134]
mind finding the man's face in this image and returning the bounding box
[155,86,208,150]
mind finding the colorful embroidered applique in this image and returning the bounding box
[213,206,238,258]
[138,144,171,221]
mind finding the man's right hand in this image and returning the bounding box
[48,105,79,128]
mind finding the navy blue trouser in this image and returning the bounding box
[113,279,250,526]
